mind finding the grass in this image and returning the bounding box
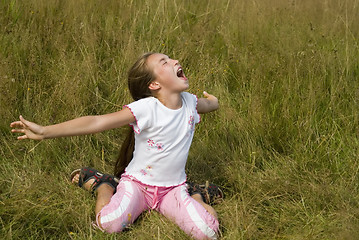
[1,0,359,239]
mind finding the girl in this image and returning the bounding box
[10,52,220,239]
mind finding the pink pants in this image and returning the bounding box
[96,176,219,240]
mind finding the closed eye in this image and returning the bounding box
[159,56,169,65]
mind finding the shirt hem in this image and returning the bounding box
[121,173,187,188]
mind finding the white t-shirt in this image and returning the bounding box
[123,92,200,187]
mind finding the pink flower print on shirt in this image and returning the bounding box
[188,115,195,130]
[147,139,155,147]
[156,143,164,151]
[140,166,153,177]
[146,139,164,152]
[140,169,147,176]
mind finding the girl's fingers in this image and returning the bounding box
[10,116,28,128]
[10,121,23,128]
[10,116,36,140]
[19,115,29,125]
[203,91,215,99]
[18,135,28,140]
[11,129,25,133]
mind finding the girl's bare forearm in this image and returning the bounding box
[42,115,103,139]
[197,95,219,113]
[42,108,135,139]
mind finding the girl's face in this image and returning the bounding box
[147,53,189,93]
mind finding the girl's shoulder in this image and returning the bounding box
[181,92,198,105]
[181,91,195,97]
[181,91,197,100]
[125,97,157,116]
[127,96,156,106]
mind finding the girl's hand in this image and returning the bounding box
[10,116,45,140]
[197,91,219,113]
[203,91,218,103]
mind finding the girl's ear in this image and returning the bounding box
[148,81,161,91]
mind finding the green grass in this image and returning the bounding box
[1,0,359,239]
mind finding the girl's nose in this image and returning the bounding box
[173,59,179,66]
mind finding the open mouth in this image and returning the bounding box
[176,67,187,80]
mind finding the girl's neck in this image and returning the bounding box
[156,92,182,110]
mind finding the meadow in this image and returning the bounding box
[1,0,359,239]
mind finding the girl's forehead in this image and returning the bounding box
[147,53,169,67]
[149,53,168,61]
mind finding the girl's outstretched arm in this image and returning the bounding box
[197,91,219,114]
[10,108,135,140]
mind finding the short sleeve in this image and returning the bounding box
[124,98,153,134]
[182,92,201,124]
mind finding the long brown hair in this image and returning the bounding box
[114,52,156,177]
